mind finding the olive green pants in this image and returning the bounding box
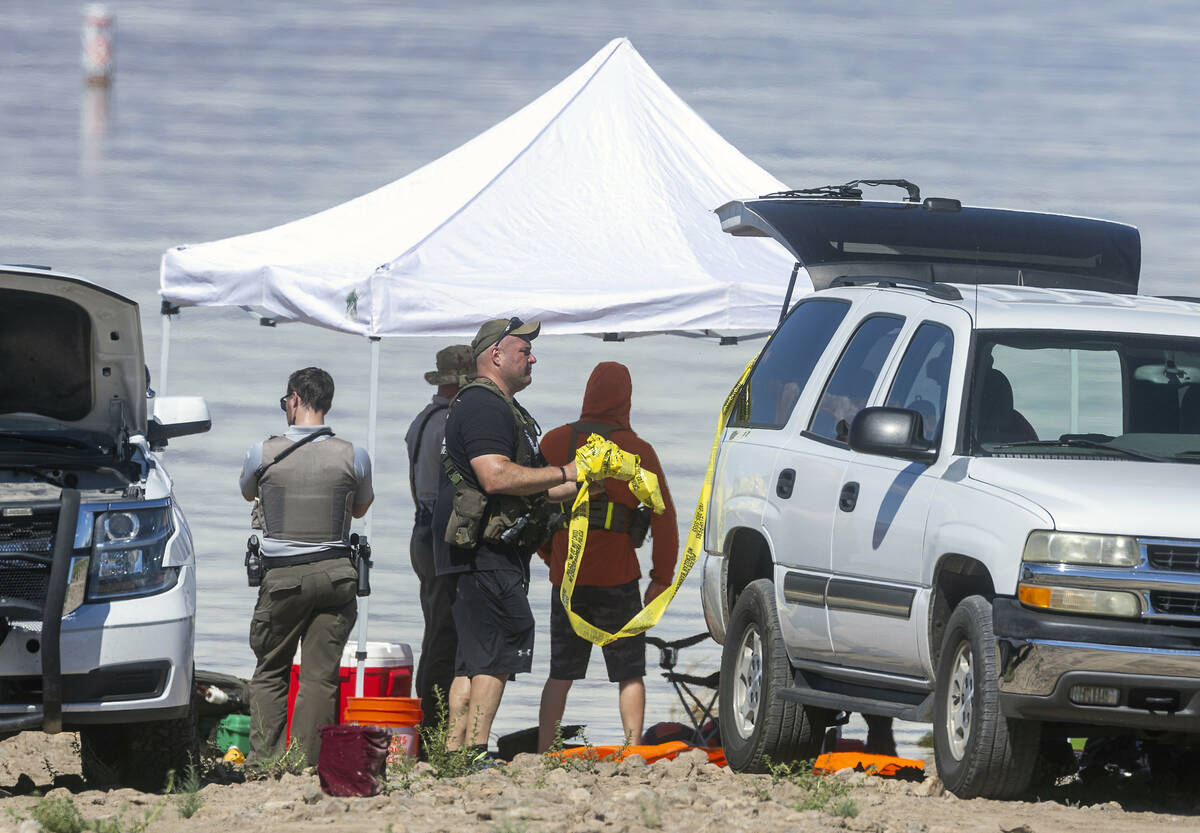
[248,558,357,765]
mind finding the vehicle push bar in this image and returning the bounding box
[0,488,80,734]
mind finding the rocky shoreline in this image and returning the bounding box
[1,732,1197,833]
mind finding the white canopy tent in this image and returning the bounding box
[158,37,805,688]
[160,37,801,339]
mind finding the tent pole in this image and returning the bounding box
[158,301,179,396]
[354,336,382,697]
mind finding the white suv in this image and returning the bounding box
[701,183,1200,798]
[0,265,211,790]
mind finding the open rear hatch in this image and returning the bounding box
[716,182,1140,295]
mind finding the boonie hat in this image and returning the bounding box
[424,345,475,386]
[471,317,541,357]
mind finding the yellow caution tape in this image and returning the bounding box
[561,356,758,646]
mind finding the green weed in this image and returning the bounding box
[761,756,858,816]
[417,686,483,779]
[638,794,664,829]
[829,797,859,818]
[541,724,626,774]
[246,737,307,779]
[25,795,166,833]
[30,796,86,833]
[385,748,420,791]
[169,757,205,818]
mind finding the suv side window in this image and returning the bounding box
[728,298,850,429]
[885,322,954,443]
[809,315,904,442]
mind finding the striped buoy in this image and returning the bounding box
[82,4,114,86]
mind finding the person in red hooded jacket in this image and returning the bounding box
[536,361,678,752]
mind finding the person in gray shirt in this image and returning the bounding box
[238,367,373,765]
[405,345,473,730]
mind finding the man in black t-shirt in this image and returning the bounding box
[432,317,580,755]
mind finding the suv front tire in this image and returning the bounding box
[933,596,1040,798]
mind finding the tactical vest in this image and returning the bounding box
[408,402,448,526]
[441,378,546,549]
[259,434,358,545]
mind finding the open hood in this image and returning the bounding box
[0,267,146,442]
[716,196,1141,294]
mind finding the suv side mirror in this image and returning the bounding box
[849,407,937,464]
[147,396,212,449]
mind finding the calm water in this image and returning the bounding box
[4,0,1199,754]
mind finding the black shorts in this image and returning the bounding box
[549,579,645,683]
[452,569,534,679]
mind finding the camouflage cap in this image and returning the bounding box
[424,345,476,385]
[471,317,541,357]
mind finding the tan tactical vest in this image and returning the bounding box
[259,434,357,543]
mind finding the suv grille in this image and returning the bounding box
[1147,544,1200,573]
[0,555,52,606]
[1150,591,1200,617]
[0,509,56,555]
[0,508,60,615]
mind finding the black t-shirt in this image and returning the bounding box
[432,386,542,577]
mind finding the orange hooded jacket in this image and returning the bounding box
[538,362,678,588]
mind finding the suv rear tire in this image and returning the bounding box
[719,579,824,771]
[933,595,1039,798]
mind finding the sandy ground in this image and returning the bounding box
[0,732,1197,833]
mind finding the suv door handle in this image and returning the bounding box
[839,481,860,512]
[776,468,796,499]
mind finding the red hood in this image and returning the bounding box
[579,361,632,427]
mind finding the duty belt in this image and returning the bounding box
[262,550,351,569]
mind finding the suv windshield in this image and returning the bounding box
[969,331,1200,461]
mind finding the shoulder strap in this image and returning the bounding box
[409,403,449,502]
[254,427,334,482]
[567,420,624,452]
[441,381,501,489]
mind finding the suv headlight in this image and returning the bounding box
[1022,531,1139,567]
[88,505,178,600]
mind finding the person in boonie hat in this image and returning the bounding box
[406,344,475,725]
[425,344,476,386]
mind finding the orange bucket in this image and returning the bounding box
[343,696,423,762]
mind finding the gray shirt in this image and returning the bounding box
[404,394,451,516]
[239,425,373,559]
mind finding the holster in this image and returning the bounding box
[245,535,263,587]
[350,533,372,597]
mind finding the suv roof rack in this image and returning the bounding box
[830,275,963,301]
[761,179,922,203]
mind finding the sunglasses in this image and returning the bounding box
[279,392,292,412]
[494,316,524,349]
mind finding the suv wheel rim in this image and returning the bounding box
[945,641,974,760]
[733,624,763,738]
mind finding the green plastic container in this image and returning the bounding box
[216,714,251,754]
